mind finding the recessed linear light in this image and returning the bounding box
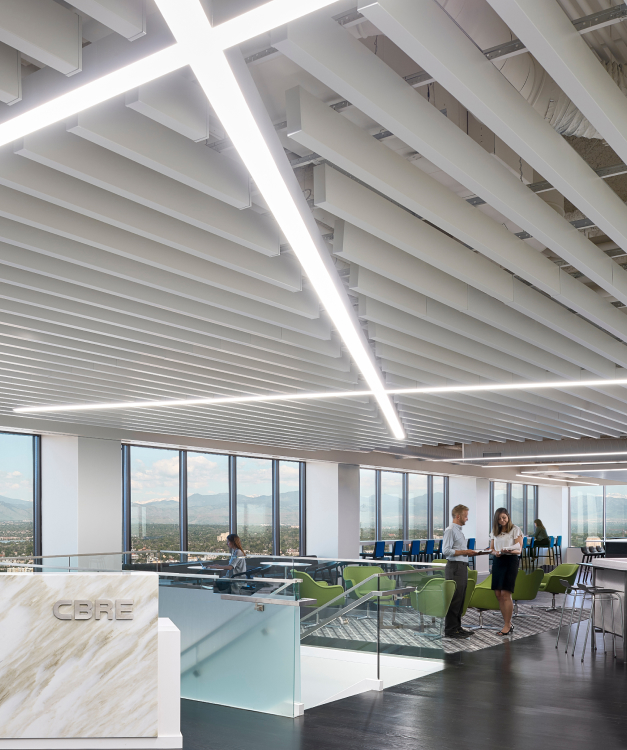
[0,0,339,149]
[13,374,627,416]
[481,460,627,469]
[523,467,627,475]
[516,474,599,486]
[154,0,406,441]
[443,450,627,463]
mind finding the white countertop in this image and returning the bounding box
[591,558,627,571]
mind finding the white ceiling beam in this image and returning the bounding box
[69,0,145,41]
[15,126,279,256]
[0,279,344,365]
[0,243,327,337]
[377,344,616,438]
[288,86,627,336]
[0,265,340,357]
[320,173,627,373]
[0,41,20,105]
[0,216,315,317]
[0,0,81,76]
[359,0,627,260]
[369,323,627,434]
[0,176,291,288]
[67,99,251,208]
[488,0,627,182]
[272,14,627,302]
[125,70,216,141]
[354,271,616,379]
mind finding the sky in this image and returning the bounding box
[0,433,33,502]
[130,446,298,503]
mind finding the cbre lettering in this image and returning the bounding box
[53,599,134,620]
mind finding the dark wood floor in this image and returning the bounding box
[181,628,627,750]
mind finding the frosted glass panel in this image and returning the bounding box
[237,457,272,554]
[159,584,299,717]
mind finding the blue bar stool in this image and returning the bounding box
[520,537,529,570]
[468,538,476,570]
[434,539,443,559]
[419,539,435,563]
[384,540,404,561]
[555,535,563,565]
[360,540,385,560]
[403,540,421,562]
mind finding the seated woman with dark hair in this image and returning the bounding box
[532,519,550,548]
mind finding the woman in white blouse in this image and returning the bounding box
[489,508,523,637]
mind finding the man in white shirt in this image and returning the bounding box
[442,504,478,639]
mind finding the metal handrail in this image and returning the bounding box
[221,595,316,607]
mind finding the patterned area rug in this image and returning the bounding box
[302,602,589,654]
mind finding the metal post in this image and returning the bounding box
[299,461,306,556]
[229,455,237,534]
[444,476,449,525]
[179,451,188,561]
[402,472,409,545]
[272,459,280,556]
[121,444,131,565]
[376,470,382,541]
[33,435,42,562]
[427,475,434,538]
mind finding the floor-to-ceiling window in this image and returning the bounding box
[407,474,429,539]
[359,470,448,541]
[129,446,180,552]
[0,432,38,557]
[380,471,403,541]
[279,461,300,556]
[605,486,627,540]
[124,446,304,555]
[569,486,606,546]
[236,457,273,555]
[359,469,377,543]
[186,452,229,553]
[489,481,538,535]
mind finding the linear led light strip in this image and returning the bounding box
[489,460,627,468]
[0,0,403,441]
[14,375,627,414]
[523,467,627,475]
[515,474,599,486]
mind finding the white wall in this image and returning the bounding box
[42,435,122,558]
[537,484,565,542]
[306,462,360,558]
[475,478,491,573]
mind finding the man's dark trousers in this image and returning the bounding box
[444,560,468,635]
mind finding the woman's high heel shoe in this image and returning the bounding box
[498,624,515,636]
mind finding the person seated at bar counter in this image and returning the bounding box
[204,534,247,577]
[532,519,550,548]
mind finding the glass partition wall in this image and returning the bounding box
[489,482,538,535]
[124,446,305,556]
[360,469,448,543]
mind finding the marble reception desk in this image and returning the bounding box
[0,572,181,749]
[590,559,627,662]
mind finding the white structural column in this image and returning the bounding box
[489,0,627,175]
[538,484,568,545]
[41,435,122,558]
[475,478,491,574]
[359,0,627,263]
[0,0,81,76]
[306,462,360,558]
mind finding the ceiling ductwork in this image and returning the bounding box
[355,0,626,139]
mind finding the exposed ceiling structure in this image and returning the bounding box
[4,0,627,479]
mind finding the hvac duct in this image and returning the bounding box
[354,0,627,138]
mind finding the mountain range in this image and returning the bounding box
[0,496,33,522]
[132,491,299,525]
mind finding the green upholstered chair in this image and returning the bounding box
[294,570,344,608]
[538,563,579,611]
[343,565,395,597]
[394,564,435,587]
[410,578,457,638]
[467,574,501,629]
[512,568,544,618]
